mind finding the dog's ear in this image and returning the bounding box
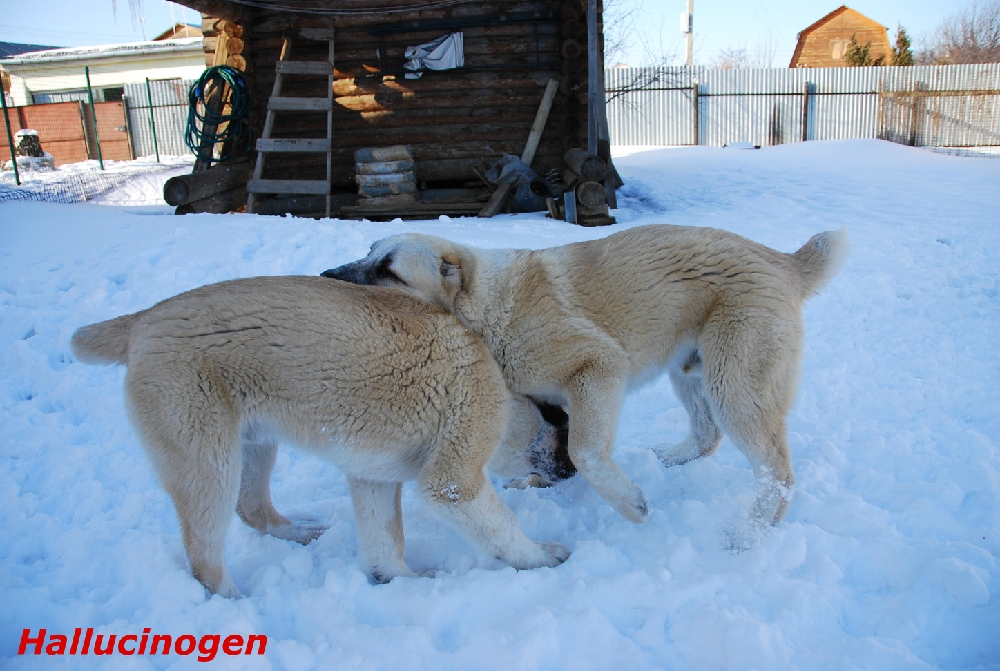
[435,251,471,312]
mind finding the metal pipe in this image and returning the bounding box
[84,66,104,170]
[1,87,21,186]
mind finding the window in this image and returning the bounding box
[102,86,124,102]
[830,40,849,60]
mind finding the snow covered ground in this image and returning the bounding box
[1,139,998,670]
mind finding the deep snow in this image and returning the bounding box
[1,140,998,670]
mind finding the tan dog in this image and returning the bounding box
[71,277,569,597]
[323,224,848,534]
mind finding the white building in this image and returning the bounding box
[1,37,204,106]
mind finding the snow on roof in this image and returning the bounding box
[0,37,202,64]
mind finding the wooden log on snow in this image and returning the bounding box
[563,148,606,182]
[575,180,607,209]
[174,184,248,214]
[163,162,252,206]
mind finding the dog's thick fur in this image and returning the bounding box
[324,224,848,530]
[71,276,569,596]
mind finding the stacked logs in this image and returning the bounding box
[164,161,252,214]
[201,15,251,72]
[562,147,606,209]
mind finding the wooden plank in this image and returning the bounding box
[248,179,330,195]
[479,78,559,217]
[256,138,332,152]
[276,61,335,75]
[268,97,333,111]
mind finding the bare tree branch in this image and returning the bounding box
[918,0,1000,64]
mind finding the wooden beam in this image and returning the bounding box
[479,78,559,217]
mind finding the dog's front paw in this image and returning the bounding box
[267,516,329,545]
[613,485,649,524]
[538,541,570,567]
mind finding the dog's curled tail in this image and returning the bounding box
[70,314,137,365]
[791,228,849,298]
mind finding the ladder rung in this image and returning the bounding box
[276,61,335,76]
[268,97,333,112]
[248,179,330,195]
[256,138,332,153]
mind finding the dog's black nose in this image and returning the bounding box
[320,262,370,285]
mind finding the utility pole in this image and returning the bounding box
[681,0,694,67]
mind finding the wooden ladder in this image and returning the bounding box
[246,30,335,217]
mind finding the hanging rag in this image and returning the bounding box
[404,32,464,80]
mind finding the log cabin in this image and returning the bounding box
[171,0,609,219]
[789,6,891,69]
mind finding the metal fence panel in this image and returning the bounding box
[606,63,1000,150]
[123,79,193,158]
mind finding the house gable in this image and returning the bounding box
[789,5,890,68]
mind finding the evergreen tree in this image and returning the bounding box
[892,24,914,65]
[844,34,886,66]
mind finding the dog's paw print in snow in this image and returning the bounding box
[243,237,264,262]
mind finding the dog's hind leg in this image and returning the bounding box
[237,440,327,544]
[349,478,415,583]
[126,363,242,597]
[700,310,801,536]
[655,361,723,467]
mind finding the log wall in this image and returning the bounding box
[232,0,602,192]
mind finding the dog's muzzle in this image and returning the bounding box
[320,260,373,285]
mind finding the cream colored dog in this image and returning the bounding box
[71,276,569,597]
[323,224,848,532]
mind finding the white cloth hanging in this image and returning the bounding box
[403,32,464,80]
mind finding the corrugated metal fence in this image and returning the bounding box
[123,79,194,158]
[606,64,1000,150]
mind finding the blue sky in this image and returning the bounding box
[0,0,955,65]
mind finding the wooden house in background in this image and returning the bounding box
[789,6,890,68]
[170,0,608,219]
[154,24,204,41]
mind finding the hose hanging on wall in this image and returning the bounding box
[184,66,253,164]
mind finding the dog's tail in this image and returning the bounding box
[70,313,137,365]
[790,228,849,298]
